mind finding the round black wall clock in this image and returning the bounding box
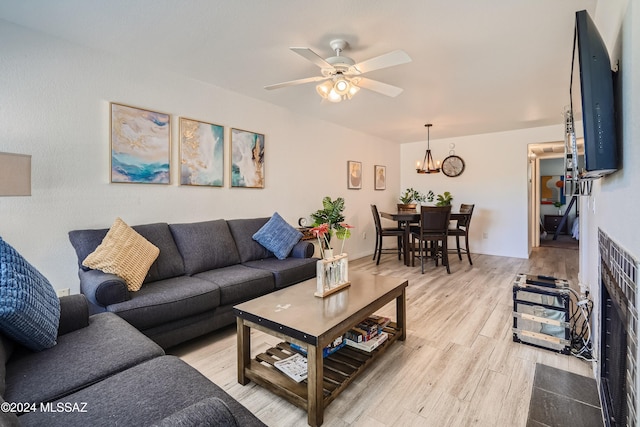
[441,155,465,177]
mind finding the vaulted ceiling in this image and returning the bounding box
[0,0,597,143]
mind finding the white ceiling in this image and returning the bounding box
[0,0,597,143]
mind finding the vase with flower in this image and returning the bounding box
[311,222,353,297]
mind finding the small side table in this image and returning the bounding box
[544,215,568,235]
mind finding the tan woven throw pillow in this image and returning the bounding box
[82,217,159,292]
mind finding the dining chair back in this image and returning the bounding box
[449,203,475,265]
[411,205,452,274]
[370,204,404,265]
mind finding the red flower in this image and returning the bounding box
[311,223,330,238]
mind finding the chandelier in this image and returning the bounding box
[416,124,440,174]
[316,76,361,103]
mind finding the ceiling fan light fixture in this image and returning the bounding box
[346,83,360,100]
[333,78,350,95]
[327,89,343,103]
[316,80,333,99]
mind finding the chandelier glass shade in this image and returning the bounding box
[416,124,440,174]
[316,76,360,103]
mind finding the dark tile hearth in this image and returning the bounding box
[527,364,603,427]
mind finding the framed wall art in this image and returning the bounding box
[230,128,264,188]
[541,175,565,205]
[374,165,386,190]
[179,117,224,187]
[110,102,170,184]
[347,160,362,189]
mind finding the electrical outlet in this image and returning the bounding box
[362,232,366,240]
[482,233,488,239]
[56,288,70,297]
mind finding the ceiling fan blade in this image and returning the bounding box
[290,47,333,69]
[349,50,412,75]
[264,75,330,90]
[355,77,404,97]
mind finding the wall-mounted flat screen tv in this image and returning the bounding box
[570,9,618,178]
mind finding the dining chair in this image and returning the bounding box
[448,203,475,265]
[411,205,452,274]
[370,204,404,265]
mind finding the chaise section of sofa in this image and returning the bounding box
[1,294,265,426]
[68,216,317,349]
[17,355,264,427]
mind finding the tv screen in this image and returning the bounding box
[570,9,618,178]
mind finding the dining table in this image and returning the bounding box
[380,210,471,266]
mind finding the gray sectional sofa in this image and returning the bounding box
[68,217,317,349]
[1,294,265,426]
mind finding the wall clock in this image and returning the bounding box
[442,154,465,177]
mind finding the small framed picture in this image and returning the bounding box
[374,165,386,190]
[347,160,362,189]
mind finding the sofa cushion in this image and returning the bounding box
[227,217,273,263]
[69,222,185,282]
[1,333,15,396]
[243,257,317,289]
[106,276,221,330]
[4,312,164,405]
[194,265,274,305]
[0,396,20,426]
[18,356,266,427]
[169,220,241,274]
[0,237,60,352]
[151,397,239,427]
[252,212,302,260]
[82,218,160,292]
[132,223,185,282]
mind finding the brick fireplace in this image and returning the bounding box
[598,229,638,426]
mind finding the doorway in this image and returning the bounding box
[527,141,581,253]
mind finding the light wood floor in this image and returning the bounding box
[170,247,594,426]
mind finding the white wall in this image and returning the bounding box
[581,2,638,416]
[0,20,400,294]
[401,125,568,259]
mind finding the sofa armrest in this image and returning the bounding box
[151,397,262,427]
[57,294,90,336]
[79,269,130,308]
[290,241,314,259]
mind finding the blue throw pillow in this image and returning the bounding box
[252,213,302,260]
[0,237,60,351]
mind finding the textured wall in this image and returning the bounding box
[0,21,400,293]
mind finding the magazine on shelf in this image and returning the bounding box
[274,353,308,382]
[345,331,388,352]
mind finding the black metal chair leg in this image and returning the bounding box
[456,235,462,260]
[465,236,472,265]
[443,239,450,274]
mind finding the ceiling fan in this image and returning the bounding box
[264,39,412,103]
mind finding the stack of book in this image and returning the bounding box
[290,336,345,358]
[344,315,391,352]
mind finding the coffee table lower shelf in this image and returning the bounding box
[245,324,401,412]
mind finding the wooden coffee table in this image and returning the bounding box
[234,271,407,426]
